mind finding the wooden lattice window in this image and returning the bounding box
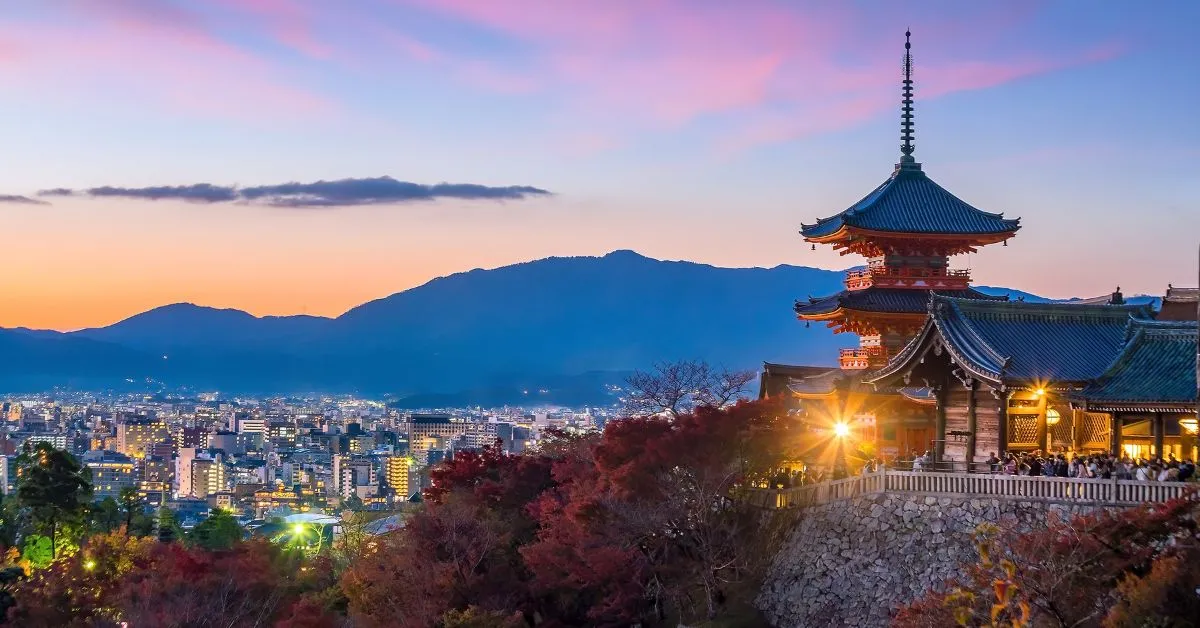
[1049,408,1073,447]
[1080,412,1111,448]
[1009,414,1039,444]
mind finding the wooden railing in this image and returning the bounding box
[838,347,887,370]
[753,470,1195,509]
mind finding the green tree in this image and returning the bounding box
[342,494,365,512]
[0,495,20,550]
[118,486,144,534]
[15,443,92,560]
[156,507,183,544]
[89,497,122,534]
[188,508,244,550]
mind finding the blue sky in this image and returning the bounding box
[0,0,1197,329]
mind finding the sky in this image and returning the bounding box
[1,0,1198,331]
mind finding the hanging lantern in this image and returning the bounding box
[1181,416,1198,435]
[1045,408,1061,426]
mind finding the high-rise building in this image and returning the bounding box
[116,418,170,459]
[83,450,136,500]
[332,454,375,499]
[237,414,266,435]
[267,421,297,448]
[190,454,227,499]
[383,456,413,499]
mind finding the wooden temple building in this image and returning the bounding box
[762,32,1199,467]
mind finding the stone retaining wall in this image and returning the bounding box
[757,493,1109,627]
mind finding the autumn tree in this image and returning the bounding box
[622,360,755,418]
[115,538,305,627]
[523,400,792,625]
[894,496,1200,628]
[344,401,793,627]
[6,529,155,625]
[343,442,556,627]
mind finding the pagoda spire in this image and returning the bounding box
[899,30,919,169]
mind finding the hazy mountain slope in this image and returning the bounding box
[2,250,1093,399]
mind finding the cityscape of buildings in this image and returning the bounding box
[0,393,611,528]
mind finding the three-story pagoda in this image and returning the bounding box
[796,31,1020,370]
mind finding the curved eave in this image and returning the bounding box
[867,316,1005,389]
[795,307,847,321]
[928,307,1006,385]
[803,225,1019,245]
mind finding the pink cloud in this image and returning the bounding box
[398,0,1126,153]
[210,0,334,60]
[0,1,333,121]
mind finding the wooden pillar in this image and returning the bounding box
[1153,412,1165,459]
[998,391,1009,459]
[1110,413,1121,458]
[1071,408,1083,452]
[934,384,947,464]
[1035,393,1048,454]
[966,380,978,471]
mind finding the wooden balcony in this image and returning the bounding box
[845,266,971,290]
[839,346,887,370]
[748,470,1195,509]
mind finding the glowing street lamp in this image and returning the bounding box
[833,422,851,438]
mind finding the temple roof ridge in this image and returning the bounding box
[1075,318,1197,407]
[927,292,1154,322]
[869,295,1155,387]
[799,165,1021,239]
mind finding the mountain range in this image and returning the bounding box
[0,251,1154,406]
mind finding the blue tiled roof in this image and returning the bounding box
[795,287,1003,317]
[1075,320,1197,407]
[869,296,1156,386]
[801,166,1020,238]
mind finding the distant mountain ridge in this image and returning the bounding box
[0,251,1149,404]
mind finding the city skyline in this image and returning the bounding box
[2,1,1198,330]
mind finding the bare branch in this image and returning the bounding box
[622,360,755,418]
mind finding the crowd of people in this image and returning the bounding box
[761,450,1199,490]
[983,450,1197,481]
[897,449,1198,482]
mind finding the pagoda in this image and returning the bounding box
[796,31,1020,370]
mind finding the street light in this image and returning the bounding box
[833,422,850,438]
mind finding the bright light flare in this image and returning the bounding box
[292,523,306,535]
[83,560,96,571]
[833,422,851,438]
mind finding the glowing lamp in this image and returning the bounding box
[83,560,96,571]
[293,523,306,535]
[1045,409,1061,427]
[1035,388,1045,397]
[1181,417,1199,435]
[833,422,850,438]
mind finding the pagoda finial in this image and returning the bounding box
[899,30,918,169]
